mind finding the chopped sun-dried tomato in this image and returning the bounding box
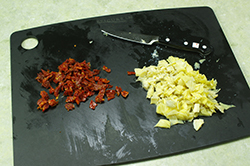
[37,99,48,112]
[63,89,73,96]
[54,82,63,97]
[53,71,65,84]
[106,90,116,101]
[127,71,135,75]
[94,76,100,81]
[92,83,107,91]
[40,91,49,100]
[36,58,129,112]
[107,84,113,89]
[99,78,110,84]
[66,96,75,103]
[93,69,100,75]
[121,90,129,98]
[95,89,105,103]
[41,78,51,89]
[37,91,58,112]
[49,86,55,94]
[65,103,75,111]
[102,65,111,73]
[37,98,44,106]
[86,91,95,97]
[42,103,50,112]
[115,86,122,96]
[48,99,59,107]
[89,100,98,110]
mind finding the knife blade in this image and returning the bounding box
[101,30,213,56]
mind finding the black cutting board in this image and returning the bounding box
[11,7,250,166]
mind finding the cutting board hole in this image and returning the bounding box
[21,37,38,50]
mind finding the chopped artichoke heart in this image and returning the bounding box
[193,119,204,131]
[134,56,235,131]
[150,95,159,105]
[215,104,225,113]
[155,119,171,128]
[199,59,206,64]
[193,103,200,113]
[165,99,176,108]
[194,62,200,69]
[146,85,154,99]
[158,59,168,67]
[219,102,235,110]
[134,67,146,77]
[169,118,184,126]
[156,103,167,115]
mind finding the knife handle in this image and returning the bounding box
[158,35,213,56]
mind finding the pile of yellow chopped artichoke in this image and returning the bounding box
[134,56,235,131]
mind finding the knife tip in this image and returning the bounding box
[101,30,109,36]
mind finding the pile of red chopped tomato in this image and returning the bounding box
[36,58,129,112]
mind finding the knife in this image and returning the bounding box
[101,30,213,56]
